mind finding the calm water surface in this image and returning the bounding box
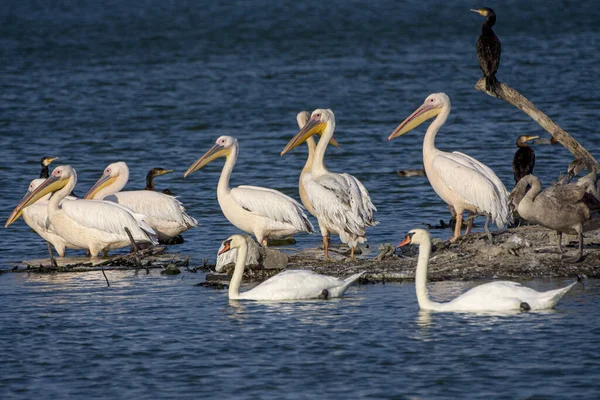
[1,0,600,398]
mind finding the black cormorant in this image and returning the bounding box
[512,135,538,184]
[145,167,174,195]
[39,156,59,178]
[471,7,501,94]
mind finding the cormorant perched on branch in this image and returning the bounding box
[471,7,501,94]
[145,167,174,195]
[39,156,59,178]
[512,135,538,184]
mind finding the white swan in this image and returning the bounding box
[84,161,198,241]
[219,234,364,300]
[399,228,577,311]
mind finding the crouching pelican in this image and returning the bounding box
[281,109,378,259]
[184,136,314,246]
[389,93,511,242]
[6,166,157,257]
[84,162,198,241]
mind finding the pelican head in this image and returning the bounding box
[217,234,246,255]
[388,93,449,140]
[397,228,431,247]
[84,161,129,199]
[281,109,337,155]
[470,7,495,18]
[41,156,59,167]
[516,135,539,147]
[6,166,74,228]
[185,136,237,178]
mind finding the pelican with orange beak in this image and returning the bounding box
[281,109,377,259]
[388,93,511,242]
[6,165,157,257]
[184,135,313,246]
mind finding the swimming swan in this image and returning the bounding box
[399,229,577,311]
[219,234,364,301]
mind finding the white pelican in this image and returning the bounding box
[19,178,80,256]
[184,136,314,245]
[511,175,600,262]
[389,93,511,242]
[399,229,577,311]
[6,166,157,257]
[281,109,377,259]
[219,234,364,300]
[145,167,174,195]
[297,111,341,218]
[84,162,198,241]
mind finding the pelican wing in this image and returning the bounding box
[61,200,157,243]
[306,174,366,240]
[340,173,378,225]
[107,191,198,228]
[231,186,314,233]
[432,152,511,227]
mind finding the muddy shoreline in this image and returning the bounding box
[4,225,600,283]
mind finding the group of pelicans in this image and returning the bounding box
[5,7,599,311]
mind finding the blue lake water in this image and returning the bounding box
[1,0,600,398]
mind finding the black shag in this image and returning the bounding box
[145,167,174,195]
[471,7,501,94]
[512,135,538,184]
[39,156,59,179]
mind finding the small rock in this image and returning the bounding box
[261,248,289,269]
[161,264,181,275]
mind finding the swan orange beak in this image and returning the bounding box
[397,235,412,247]
[218,239,232,255]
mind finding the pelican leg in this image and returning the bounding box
[323,234,330,260]
[484,215,494,244]
[46,241,58,268]
[262,238,269,247]
[464,212,475,235]
[349,246,356,260]
[450,213,463,242]
[124,227,139,253]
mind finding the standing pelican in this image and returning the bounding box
[19,178,80,256]
[511,175,600,262]
[145,167,174,195]
[471,7,501,94]
[399,229,576,311]
[512,135,538,184]
[84,162,197,241]
[389,93,511,242]
[281,109,378,259]
[40,156,59,179]
[6,166,157,257]
[184,136,313,245]
[219,234,364,300]
[297,111,341,218]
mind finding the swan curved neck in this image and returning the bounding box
[423,105,450,160]
[312,121,334,177]
[523,176,542,202]
[218,145,238,197]
[228,242,247,299]
[415,240,440,310]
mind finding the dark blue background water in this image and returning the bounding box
[1,1,600,398]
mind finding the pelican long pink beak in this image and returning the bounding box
[6,175,68,227]
[388,102,440,141]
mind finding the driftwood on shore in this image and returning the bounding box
[474,78,599,170]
